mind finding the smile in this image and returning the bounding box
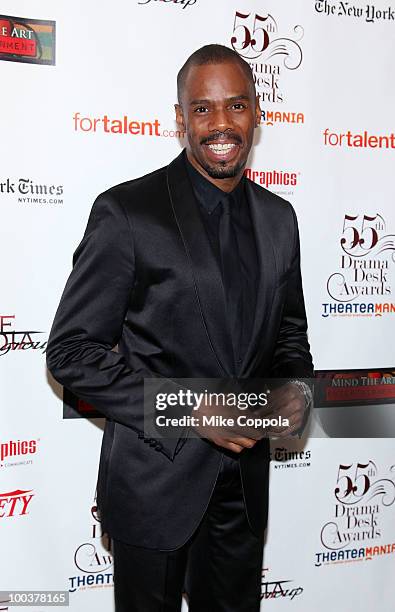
[207,143,237,153]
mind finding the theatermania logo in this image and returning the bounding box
[0,14,55,65]
[230,10,303,107]
[0,315,47,356]
[315,1,395,23]
[322,213,395,317]
[315,460,395,567]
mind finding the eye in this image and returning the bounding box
[231,103,247,110]
[194,106,209,113]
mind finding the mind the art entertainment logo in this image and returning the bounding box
[0,14,55,65]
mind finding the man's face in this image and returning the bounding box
[175,61,261,186]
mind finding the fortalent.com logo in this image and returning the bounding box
[72,113,185,138]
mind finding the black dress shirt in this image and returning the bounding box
[184,151,258,373]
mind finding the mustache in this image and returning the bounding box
[200,131,242,145]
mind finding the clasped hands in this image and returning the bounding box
[192,382,309,454]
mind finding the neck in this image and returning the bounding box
[186,149,244,193]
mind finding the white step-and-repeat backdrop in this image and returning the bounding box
[1,1,395,610]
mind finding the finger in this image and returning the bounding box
[228,436,257,449]
[225,442,245,453]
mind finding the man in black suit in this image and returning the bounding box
[46,44,313,611]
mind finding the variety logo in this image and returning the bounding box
[323,129,395,149]
[230,11,303,105]
[72,112,185,139]
[68,496,113,593]
[138,0,197,8]
[271,446,311,469]
[315,460,395,566]
[0,14,55,65]
[0,489,34,518]
[0,438,39,469]
[322,213,395,317]
[245,168,299,196]
[261,568,303,601]
[315,1,395,23]
[0,177,64,205]
[0,315,47,356]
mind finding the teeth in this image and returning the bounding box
[208,143,236,153]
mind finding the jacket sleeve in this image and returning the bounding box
[46,191,186,460]
[269,204,314,379]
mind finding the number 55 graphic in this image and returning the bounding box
[231,12,272,59]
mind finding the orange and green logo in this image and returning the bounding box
[0,14,55,65]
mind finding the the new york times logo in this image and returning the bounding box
[0,315,47,356]
[0,177,64,204]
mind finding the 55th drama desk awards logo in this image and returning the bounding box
[229,10,304,127]
[322,213,395,317]
[315,460,395,567]
[0,14,55,65]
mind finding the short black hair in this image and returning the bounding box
[177,44,255,103]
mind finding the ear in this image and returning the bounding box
[175,103,186,130]
[255,95,262,127]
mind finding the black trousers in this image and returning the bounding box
[112,453,264,612]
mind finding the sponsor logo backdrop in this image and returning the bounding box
[1,0,394,610]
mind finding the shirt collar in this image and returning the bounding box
[183,149,245,215]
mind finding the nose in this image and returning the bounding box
[208,106,233,133]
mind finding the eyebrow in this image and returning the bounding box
[189,95,250,105]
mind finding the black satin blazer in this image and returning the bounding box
[46,150,313,550]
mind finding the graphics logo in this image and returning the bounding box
[0,438,39,469]
[245,168,299,197]
[315,461,395,566]
[68,496,113,593]
[0,489,34,518]
[0,15,55,65]
[230,11,303,104]
[322,213,395,317]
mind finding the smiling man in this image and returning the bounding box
[46,44,313,611]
